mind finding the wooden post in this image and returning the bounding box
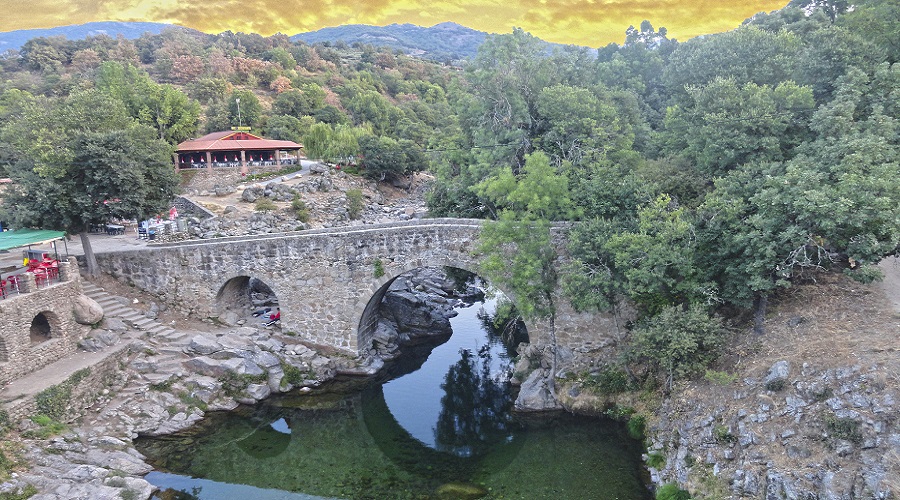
[240,150,248,174]
[206,151,212,171]
[275,150,281,165]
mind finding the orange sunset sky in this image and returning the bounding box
[1,0,790,46]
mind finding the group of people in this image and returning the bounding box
[252,307,281,326]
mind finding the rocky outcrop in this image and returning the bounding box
[368,268,475,360]
[645,360,898,499]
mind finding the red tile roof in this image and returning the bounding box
[176,131,302,152]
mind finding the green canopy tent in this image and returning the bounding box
[0,230,68,280]
[0,229,67,252]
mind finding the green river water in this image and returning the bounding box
[135,295,651,500]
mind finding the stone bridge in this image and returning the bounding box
[93,219,618,357]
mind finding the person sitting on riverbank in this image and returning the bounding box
[265,308,281,326]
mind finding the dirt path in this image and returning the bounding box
[877,256,900,313]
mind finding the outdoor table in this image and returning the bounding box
[106,224,125,235]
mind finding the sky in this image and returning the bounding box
[1,0,790,47]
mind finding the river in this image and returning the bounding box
[135,293,650,499]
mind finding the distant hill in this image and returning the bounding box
[292,22,489,61]
[0,21,179,51]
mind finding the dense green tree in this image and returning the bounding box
[1,120,177,276]
[264,115,314,143]
[358,135,427,181]
[658,78,815,179]
[475,152,575,396]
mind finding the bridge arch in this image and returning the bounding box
[354,258,532,357]
[215,274,281,325]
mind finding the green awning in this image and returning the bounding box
[0,229,66,251]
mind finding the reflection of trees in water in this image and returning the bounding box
[155,486,202,500]
[477,299,528,357]
[435,345,514,457]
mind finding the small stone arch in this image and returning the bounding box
[355,260,531,357]
[215,275,280,324]
[30,311,58,345]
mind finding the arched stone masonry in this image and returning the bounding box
[29,311,55,344]
[92,219,620,357]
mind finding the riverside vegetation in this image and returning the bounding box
[0,0,897,497]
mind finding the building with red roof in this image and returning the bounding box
[175,131,303,174]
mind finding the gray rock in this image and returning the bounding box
[101,317,128,333]
[73,295,104,325]
[515,369,563,412]
[765,360,790,384]
[185,335,223,356]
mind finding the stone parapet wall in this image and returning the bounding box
[93,220,618,356]
[180,165,286,192]
[0,273,87,387]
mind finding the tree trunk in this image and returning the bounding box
[80,229,99,278]
[548,312,557,399]
[753,293,768,336]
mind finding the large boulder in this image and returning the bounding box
[72,295,104,325]
[515,369,563,412]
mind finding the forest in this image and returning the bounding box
[0,0,897,387]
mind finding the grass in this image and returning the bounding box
[22,415,68,439]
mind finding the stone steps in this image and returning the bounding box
[82,281,185,344]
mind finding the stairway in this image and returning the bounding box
[80,280,197,434]
[81,281,189,344]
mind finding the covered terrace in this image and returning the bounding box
[175,131,303,174]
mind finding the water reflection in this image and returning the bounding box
[137,293,651,500]
[435,346,514,457]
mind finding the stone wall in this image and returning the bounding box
[0,258,89,387]
[174,196,216,221]
[2,350,129,422]
[180,164,286,192]
[93,220,620,357]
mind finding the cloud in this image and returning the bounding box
[1,0,790,46]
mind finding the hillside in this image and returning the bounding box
[292,22,488,61]
[0,21,181,51]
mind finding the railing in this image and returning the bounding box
[0,258,76,300]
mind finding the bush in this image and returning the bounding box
[373,258,385,278]
[714,425,737,444]
[630,305,725,388]
[291,195,310,222]
[824,413,862,443]
[346,188,364,219]
[587,367,633,394]
[704,369,739,386]
[655,483,692,500]
[646,451,666,469]
[255,197,277,213]
[627,414,646,440]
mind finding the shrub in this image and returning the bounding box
[255,197,277,213]
[630,305,725,389]
[765,378,787,392]
[627,414,646,440]
[346,188,364,219]
[646,451,666,469]
[704,369,739,386]
[588,367,633,394]
[824,413,862,443]
[655,483,692,500]
[373,258,385,278]
[291,195,310,222]
[714,425,737,444]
